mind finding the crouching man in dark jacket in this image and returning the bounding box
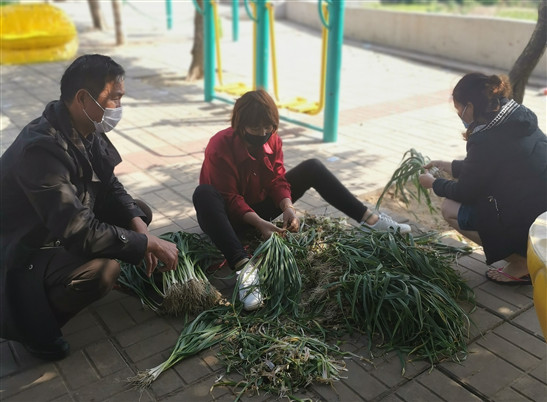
[0,54,178,360]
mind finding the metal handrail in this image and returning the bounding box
[243,0,258,22]
[211,0,224,85]
[268,2,328,115]
[318,0,331,29]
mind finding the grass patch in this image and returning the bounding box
[360,1,539,21]
[496,8,538,20]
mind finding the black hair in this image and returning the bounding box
[452,72,513,139]
[60,54,125,104]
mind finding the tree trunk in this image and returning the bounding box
[111,0,125,45]
[187,0,204,82]
[509,0,547,103]
[87,0,106,31]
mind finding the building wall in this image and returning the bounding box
[283,2,546,82]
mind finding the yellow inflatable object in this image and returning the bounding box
[1,3,78,65]
[527,211,547,340]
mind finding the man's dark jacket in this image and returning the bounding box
[433,104,547,264]
[0,101,148,344]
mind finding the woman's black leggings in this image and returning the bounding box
[192,158,368,269]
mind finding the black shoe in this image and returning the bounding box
[23,337,70,361]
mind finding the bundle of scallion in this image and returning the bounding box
[128,306,238,389]
[117,259,163,312]
[160,231,223,316]
[235,232,302,316]
[376,148,440,214]
[118,231,223,316]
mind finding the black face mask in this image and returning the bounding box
[244,131,273,147]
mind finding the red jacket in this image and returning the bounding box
[199,127,291,223]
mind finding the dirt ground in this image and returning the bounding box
[359,185,480,249]
[360,185,446,231]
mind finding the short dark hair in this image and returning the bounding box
[60,54,125,104]
[231,89,279,136]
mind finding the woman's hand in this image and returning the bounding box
[282,206,299,232]
[279,198,299,233]
[418,172,436,189]
[423,160,452,176]
[242,210,285,239]
[256,219,284,239]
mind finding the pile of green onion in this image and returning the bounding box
[126,217,475,399]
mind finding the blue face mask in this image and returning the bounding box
[460,104,472,129]
[244,131,273,147]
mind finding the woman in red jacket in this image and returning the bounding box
[193,89,410,311]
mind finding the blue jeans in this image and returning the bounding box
[457,204,478,231]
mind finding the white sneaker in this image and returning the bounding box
[362,213,411,234]
[237,261,263,311]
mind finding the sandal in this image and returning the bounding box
[485,267,532,286]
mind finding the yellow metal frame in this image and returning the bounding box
[212,0,250,96]
[211,0,328,114]
[267,2,328,115]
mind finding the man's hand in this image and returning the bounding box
[144,234,178,277]
[129,217,164,276]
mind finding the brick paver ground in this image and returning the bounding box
[1,2,545,401]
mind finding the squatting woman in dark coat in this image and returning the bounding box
[419,73,546,285]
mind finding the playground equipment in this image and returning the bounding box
[210,1,327,113]
[194,0,345,143]
[0,3,78,65]
[166,0,173,29]
[268,2,327,115]
[211,0,249,96]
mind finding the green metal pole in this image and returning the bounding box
[204,0,216,102]
[254,0,269,90]
[323,0,344,143]
[166,0,173,30]
[232,0,239,41]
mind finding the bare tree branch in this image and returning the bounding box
[509,0,547,103]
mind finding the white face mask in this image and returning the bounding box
[460,104,472,129]
[83,91,123,133]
